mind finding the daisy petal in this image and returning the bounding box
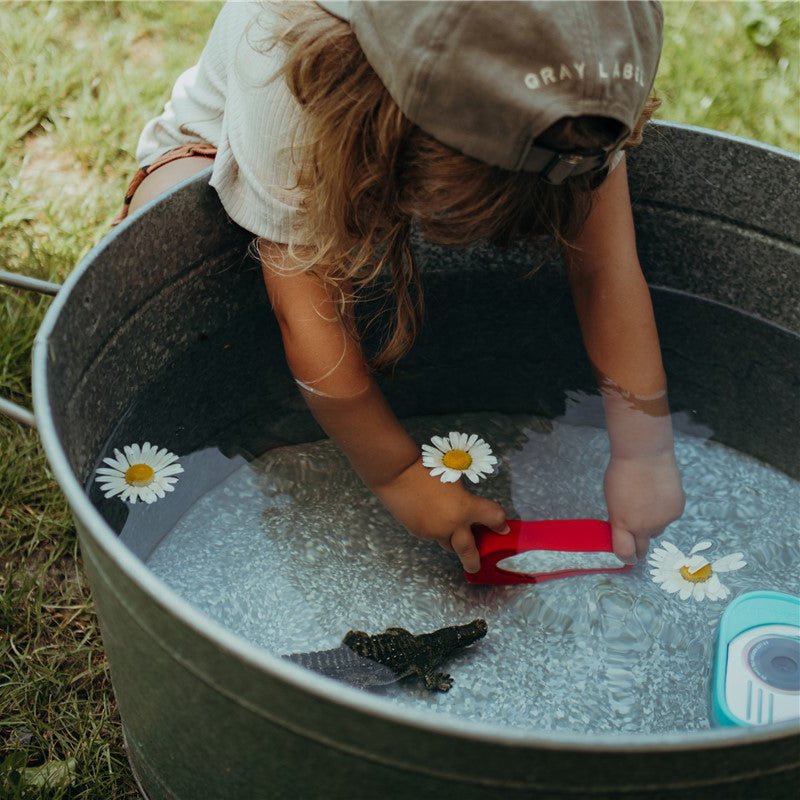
[97,480,126,494]
[648,551,667,564]
[110,448,130,470]
[101,455,126,472]
[157,452,180,469]
[153,454,175,471]
[712,553,746,573]
[693,583,706,602]
[706,574,724,599]
[689,540,713,555]
[157,464,184,477]
[140,487,158,504]
[685,555,709,573]
[431,436,449,452]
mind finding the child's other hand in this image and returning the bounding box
[604,451,685,565]
[371,459,509,573]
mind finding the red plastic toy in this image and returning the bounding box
[465,519,632,585]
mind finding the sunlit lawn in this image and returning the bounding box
[1,1,797,797]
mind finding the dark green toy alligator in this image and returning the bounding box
[284,619,488,692]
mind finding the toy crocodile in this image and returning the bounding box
[283,619,488,692]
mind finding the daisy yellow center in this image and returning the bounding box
[680,563,713,583]
[125,463,155,487]
[442,449,472,471]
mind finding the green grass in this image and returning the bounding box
[658,0,799,148]
[1,3,223,797]
[0,1,797,797]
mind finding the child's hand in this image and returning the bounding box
[603,450,685,564]
[371,459,509,573]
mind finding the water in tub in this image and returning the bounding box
[88,377,800,736]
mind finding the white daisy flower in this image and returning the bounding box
[94,442,183,504]
[421,431,497,484]
[648,540,746,602]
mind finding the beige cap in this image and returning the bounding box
[316,1,663,183]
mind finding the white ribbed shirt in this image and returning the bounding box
[136,1,307,243]
[135,0,625,244]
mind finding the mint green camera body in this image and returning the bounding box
[711,591,800,727]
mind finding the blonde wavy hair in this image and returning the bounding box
[249,1,661,371]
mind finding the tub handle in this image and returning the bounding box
[0,269,61,429]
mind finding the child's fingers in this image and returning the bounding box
[611,524,637,565]
[634,530,660,561]
[449,526,481,574]
[470,497,510,534]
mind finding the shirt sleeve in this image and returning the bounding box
[608,149,626,173]
[134,3,231,166]
[134,1,309,244]
[207,1,310,244]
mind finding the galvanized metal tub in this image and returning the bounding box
[19,122,800,798]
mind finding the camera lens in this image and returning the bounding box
[748,636,800,692]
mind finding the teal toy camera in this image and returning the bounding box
[711,590,800,727]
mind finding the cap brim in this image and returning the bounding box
[315,1,351,22]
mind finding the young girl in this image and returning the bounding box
[113,0,685,574]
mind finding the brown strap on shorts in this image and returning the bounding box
[111,142,217,227]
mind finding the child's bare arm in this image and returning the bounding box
[562,158,685,562]
[564,157,664,397]
[258,239,507,571]
[258,239,419,486]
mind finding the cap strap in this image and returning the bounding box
[527,147,610,185]
[519,130,627,184]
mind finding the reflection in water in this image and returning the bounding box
[143,405,800,735]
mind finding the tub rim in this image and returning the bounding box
[642,119,800,161]
[32,121,800,755]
